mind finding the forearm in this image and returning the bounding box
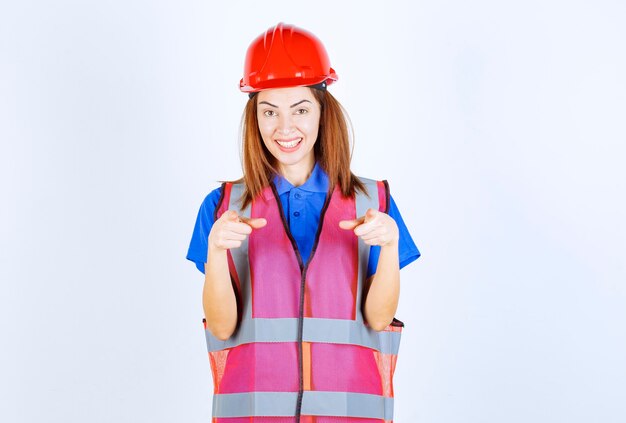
[203,246,238,340]
[363,242,400,331]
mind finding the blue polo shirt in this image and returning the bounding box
[186,163,420,277]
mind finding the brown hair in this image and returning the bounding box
[230,88,367,209]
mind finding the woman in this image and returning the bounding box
[187,22,420,423]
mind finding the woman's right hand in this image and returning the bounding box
[204,209,264,340]
[208,209,267,251]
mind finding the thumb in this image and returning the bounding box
[244,217,267,229]
[339,215,365,230]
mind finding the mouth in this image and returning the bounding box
[275,137,303,149]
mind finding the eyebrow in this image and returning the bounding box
[258,99,312,108]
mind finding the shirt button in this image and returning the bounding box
[294,192,302,199]
[293,211,301,217]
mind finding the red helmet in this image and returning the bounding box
[239,22,338,93]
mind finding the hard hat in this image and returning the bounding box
[239,22,338,94]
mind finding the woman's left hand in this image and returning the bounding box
[339,208,399,247]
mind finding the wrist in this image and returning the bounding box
[208,242,228,256]
[380,237,399,249]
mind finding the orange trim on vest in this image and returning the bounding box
[302,341,312,391]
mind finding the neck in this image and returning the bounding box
[278,160,315,187]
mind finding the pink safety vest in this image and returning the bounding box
[202,177,403,422]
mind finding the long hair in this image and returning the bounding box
[231,88,367,209]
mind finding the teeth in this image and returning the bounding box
[276,138,302,148]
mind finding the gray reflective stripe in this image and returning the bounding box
[213,392,298,417]
[212,391,394,419]
[355,177,380,218]
[304,318,400,354]
[206,318,298,352]
[227,183,249,218]
[228,183,254,319]
[205,317,401,354]
[302,391,394,420]
[355,177,380,325]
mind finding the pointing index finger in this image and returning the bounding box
[238,215,268,229]
[339,215,366,230]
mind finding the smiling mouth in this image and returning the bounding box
[275,138,302,148]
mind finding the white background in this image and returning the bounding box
[1,1,625,422]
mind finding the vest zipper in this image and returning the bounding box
[295,270,306,420]
[269,182,333,423]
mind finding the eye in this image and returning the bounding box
[295,108,308,115]
[263,110,276,117]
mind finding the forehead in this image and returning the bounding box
[256,86,315,105]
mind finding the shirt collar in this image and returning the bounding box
[272,162,329,195]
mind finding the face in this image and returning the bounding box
[256,86,321,178]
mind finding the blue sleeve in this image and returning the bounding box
[186,186,223,274]
[366,194,421,279]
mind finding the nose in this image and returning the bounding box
[277,113,293,136]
